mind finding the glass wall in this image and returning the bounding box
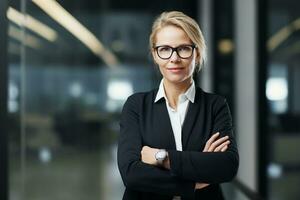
[6,0,198,199]
[267,0,300,199]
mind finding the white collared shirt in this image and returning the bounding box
[154,79,195,151]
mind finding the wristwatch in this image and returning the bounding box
[155,149,167,165]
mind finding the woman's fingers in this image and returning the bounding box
[214,140,230,152]
[208,136,229,152]
[221,144,228,152]
[203,132,220,152]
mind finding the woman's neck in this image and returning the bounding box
[163,78,192,109]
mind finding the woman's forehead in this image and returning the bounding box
[155,25,192,45]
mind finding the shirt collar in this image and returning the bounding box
[154,79,195,103]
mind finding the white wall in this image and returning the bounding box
[199,0,213,92]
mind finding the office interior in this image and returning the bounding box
[0,0,300,199]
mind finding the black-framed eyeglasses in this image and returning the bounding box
[154,44,196,60]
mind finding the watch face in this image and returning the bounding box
[156,150,166,161]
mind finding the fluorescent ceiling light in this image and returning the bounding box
[32,0,119,67]
[8,25,42,49]
[7,7,58,42]
[268,18,300,52]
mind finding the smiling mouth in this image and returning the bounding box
[167,67,184,72]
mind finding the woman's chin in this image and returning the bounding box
[164,75,191,84]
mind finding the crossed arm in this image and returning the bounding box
[117,95,239,198]
[141,132,230,190]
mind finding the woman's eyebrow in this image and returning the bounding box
[155,43,194,47]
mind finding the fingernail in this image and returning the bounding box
[215,132,220,135]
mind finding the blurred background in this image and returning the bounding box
[0,0,300,199]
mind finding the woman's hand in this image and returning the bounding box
[141,146,170,169]
[141,146,159,165]
[195,132,230,190]
[203,132,230,152]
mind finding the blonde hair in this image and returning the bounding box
[149,11,206,72]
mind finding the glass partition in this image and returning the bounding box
[267,0,300,199]
[7,0,198,199]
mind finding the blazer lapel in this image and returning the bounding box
[181,88,201,150]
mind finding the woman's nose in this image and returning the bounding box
[169,51,180,62]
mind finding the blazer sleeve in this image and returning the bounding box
[168,97,239,184]
[117,94,195,198]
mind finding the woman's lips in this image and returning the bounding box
[167,67,184,73]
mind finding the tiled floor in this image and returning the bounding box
[9,144,124,200]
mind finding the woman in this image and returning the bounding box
[117,11,239,200]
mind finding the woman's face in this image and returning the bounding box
[152,25,198,85]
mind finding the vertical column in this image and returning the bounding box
[257,0,268,197]
[235,0,258,192]
[199,0,213,92]
[0,0,9,200]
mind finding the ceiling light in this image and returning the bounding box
[32,0,119,67]
[7,7,58,42]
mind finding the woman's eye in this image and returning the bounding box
[178,46,191,52]
[159,47,170,52]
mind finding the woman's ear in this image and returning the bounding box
[196,51,201,66]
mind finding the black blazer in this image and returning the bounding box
[117,87,239,200]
